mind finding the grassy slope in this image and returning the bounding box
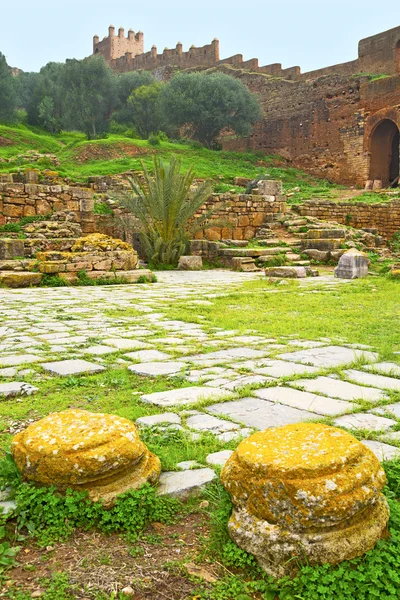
[0,124,339,200]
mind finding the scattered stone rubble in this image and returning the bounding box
[0,213,152,287]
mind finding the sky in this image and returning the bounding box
[1,0,400,74]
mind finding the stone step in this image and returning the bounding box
[0,271,42,288]
[301,239,343,251]
[0,259,37,271]
[305,229,347,239]
[284,219,308,227]
[221,248,281,258]
[231,257,260,272]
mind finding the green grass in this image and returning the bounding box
[164,276,400,355]
[0,124,340,200]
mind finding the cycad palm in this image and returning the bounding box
[120,156,213,266]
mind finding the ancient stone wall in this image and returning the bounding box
[93,26,144,61]
[295,200,400,239]
[0,183,95,233]
[192,193,287,241]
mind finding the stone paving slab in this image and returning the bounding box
[157,468,216,499]
[0,382,38,398]
[0,354,45,367]
[374,403,400,419]
[251,360,320,378]
[82,345,118,356]
[361,440,400,462]
[136,413,181,427]
[364,362,400,377]
[278,346,378,368]
[103,338,149,350]
[334,413,396,431]
[290,376,387,402]
[125,350,172,362]
[41,359,106,376]
[140,386,228,407]
[217,428,253,442]
[207,397,317,429]
[255,386,353,416]
[343,369,400,391]
[206,450,233,466]
[186,413,240,433]
[128,361,186,377]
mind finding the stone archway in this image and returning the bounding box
[369,119,400,188]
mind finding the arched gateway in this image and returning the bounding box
[369,119,400,188]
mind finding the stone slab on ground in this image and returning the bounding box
[206,450,233,467]
[374,403,400,419]
[364,362,400,377]
[0,354,44,367]
[186,413,240,433]
[334,413,396,431]
[82,345,117,356]
[222,375,272,391]
[128,361,186,377]
[125,350,171,362]
[103,338,149,351]
[255,386,353,416]
[279,346,378,368]
[176,461,202,470]
[41,359,106,376]
[217,428,253,442]
[265,266,307,278]
[344,370,400,391]
[157,468,216,499]
[0,382,38,398]
[140,386,228,407]
[291,377,387,402]
[184,348,269,366]
[0,500,17,515]
[136,413,181,427]
[207,397,317,429]
[252,360,319,378]
[361,440,400,462]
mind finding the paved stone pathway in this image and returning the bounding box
[1,270,400,468]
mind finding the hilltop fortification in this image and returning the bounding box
[93,26,400,187]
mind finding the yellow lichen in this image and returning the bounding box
[221,423,386,529]
[11,409,160,507]
[71,234,133,253]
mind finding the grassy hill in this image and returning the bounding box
[1,123,398,204]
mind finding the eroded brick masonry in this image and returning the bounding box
[94,25,400,187]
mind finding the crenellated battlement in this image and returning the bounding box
[92,25,400,80]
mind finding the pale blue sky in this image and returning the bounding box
[2,1,399,74]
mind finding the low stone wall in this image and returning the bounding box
[193,194,287,241]
[295,200,400,239]
[36,250,138,274]
[0,183,95,233]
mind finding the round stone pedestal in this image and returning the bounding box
[12,409,161,508]
[221,422,389,578]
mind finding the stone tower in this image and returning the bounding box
[93,26,144,62]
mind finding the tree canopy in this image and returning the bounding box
[159,72,262,147]
[0,52,17,123]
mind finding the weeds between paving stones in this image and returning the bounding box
[1,273,400,597]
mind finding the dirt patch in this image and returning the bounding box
[0,136,14,147]
[2,512,220,599]
[74,142,151,163]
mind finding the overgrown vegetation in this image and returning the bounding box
[118,155,214,266]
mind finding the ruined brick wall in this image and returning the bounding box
[192,194,287,241]
[296,200,400,239]
[221,67,400,186]
[0,183,95,233]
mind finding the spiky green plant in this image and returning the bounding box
[119,155,214,266]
